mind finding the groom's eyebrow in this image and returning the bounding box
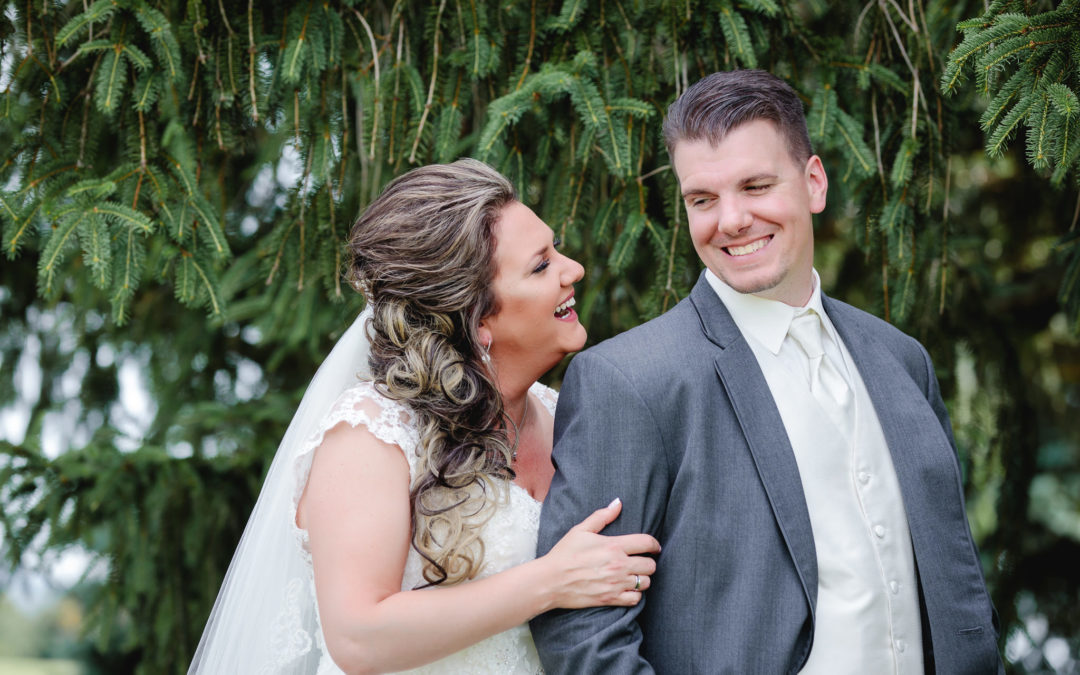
[680,182,717,198]
[739,172,777,186]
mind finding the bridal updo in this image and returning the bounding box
[347,159,518,587]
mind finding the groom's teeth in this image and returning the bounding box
[727,238,768,256]
[554,297,576,317]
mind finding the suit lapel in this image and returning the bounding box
[822,297,955,519]
[690,278,819,614]
[822,297,987,611]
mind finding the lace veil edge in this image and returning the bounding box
[188,307,374,674]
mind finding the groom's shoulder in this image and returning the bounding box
[577,297,699,367]
[825,295,929,368]
[827,295,922,345]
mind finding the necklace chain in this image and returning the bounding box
[509,394,529,462]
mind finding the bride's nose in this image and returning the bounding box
[560,254,585,285]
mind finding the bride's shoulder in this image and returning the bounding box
[331,379,397,411]
[529,380,559,415]
[313,380,418,450]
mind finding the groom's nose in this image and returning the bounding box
[717,196,753,237]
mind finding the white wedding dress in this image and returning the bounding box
[287,379,557,674]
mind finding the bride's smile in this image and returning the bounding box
[480,201,587,376]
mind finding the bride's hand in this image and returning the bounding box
[540,498,661,610]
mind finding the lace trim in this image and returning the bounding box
[531,381,557,418]
[289,380,555,557]
[288,381,419,557]
[256,577,315,674]
[291,380,554,539]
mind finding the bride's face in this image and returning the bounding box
[481,201,586,374]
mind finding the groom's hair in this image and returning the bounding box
[662,69,812,165]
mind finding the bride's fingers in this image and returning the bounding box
[626,569,653,590]
[627,558,657,578]
[610,533,661,555]
[615,588,647,606]
[571,497,623,534]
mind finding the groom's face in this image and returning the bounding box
[673,119,827,307]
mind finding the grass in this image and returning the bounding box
[0,657,82,675]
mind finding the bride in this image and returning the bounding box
[190,159,660,674]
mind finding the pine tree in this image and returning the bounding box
[1,1,1077,671]
[0,0,995,331]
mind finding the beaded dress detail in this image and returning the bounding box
[286,380,556,674]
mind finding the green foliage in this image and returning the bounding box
[717,0,759,68]
[54,0,119,49]
[0,0,1077,672]
[0,439,268,671]
[943,0,1080,327]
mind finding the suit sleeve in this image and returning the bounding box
[917,342,959,455]
[916,340,1004,665]
[530,348,668,675]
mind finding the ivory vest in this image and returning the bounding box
[748,333,925,674]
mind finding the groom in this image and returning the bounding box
[531,70,1002,673]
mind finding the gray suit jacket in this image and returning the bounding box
[531,274,1001,674]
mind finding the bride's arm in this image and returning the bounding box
[298,420,659,675]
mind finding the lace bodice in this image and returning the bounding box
[287,380,556,674]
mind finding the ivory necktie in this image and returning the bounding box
[787,310,853,428]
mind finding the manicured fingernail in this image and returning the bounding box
[608,497,621,508]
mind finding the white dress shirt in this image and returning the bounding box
[705,269,924,674]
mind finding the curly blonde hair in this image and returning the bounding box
[347,159,518,587]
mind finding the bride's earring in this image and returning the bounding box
[481,337,492,365]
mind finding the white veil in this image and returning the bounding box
[189,307,374,674]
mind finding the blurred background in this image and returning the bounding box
[1,0,1077,672]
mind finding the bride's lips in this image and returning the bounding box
[554,292,577,321]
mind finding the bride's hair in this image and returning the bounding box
[347,159,518,587]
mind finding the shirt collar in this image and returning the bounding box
[704,269,826,355]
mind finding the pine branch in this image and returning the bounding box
[54,0,117,49]
[717,1,757,69]
[608,210,647,272]
[409,0,448,164]
[37,207,88,293]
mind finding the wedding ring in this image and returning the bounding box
[634,574,641,591]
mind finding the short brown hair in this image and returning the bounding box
[662,69,812,164]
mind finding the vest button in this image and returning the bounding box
[873,525,886,538]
